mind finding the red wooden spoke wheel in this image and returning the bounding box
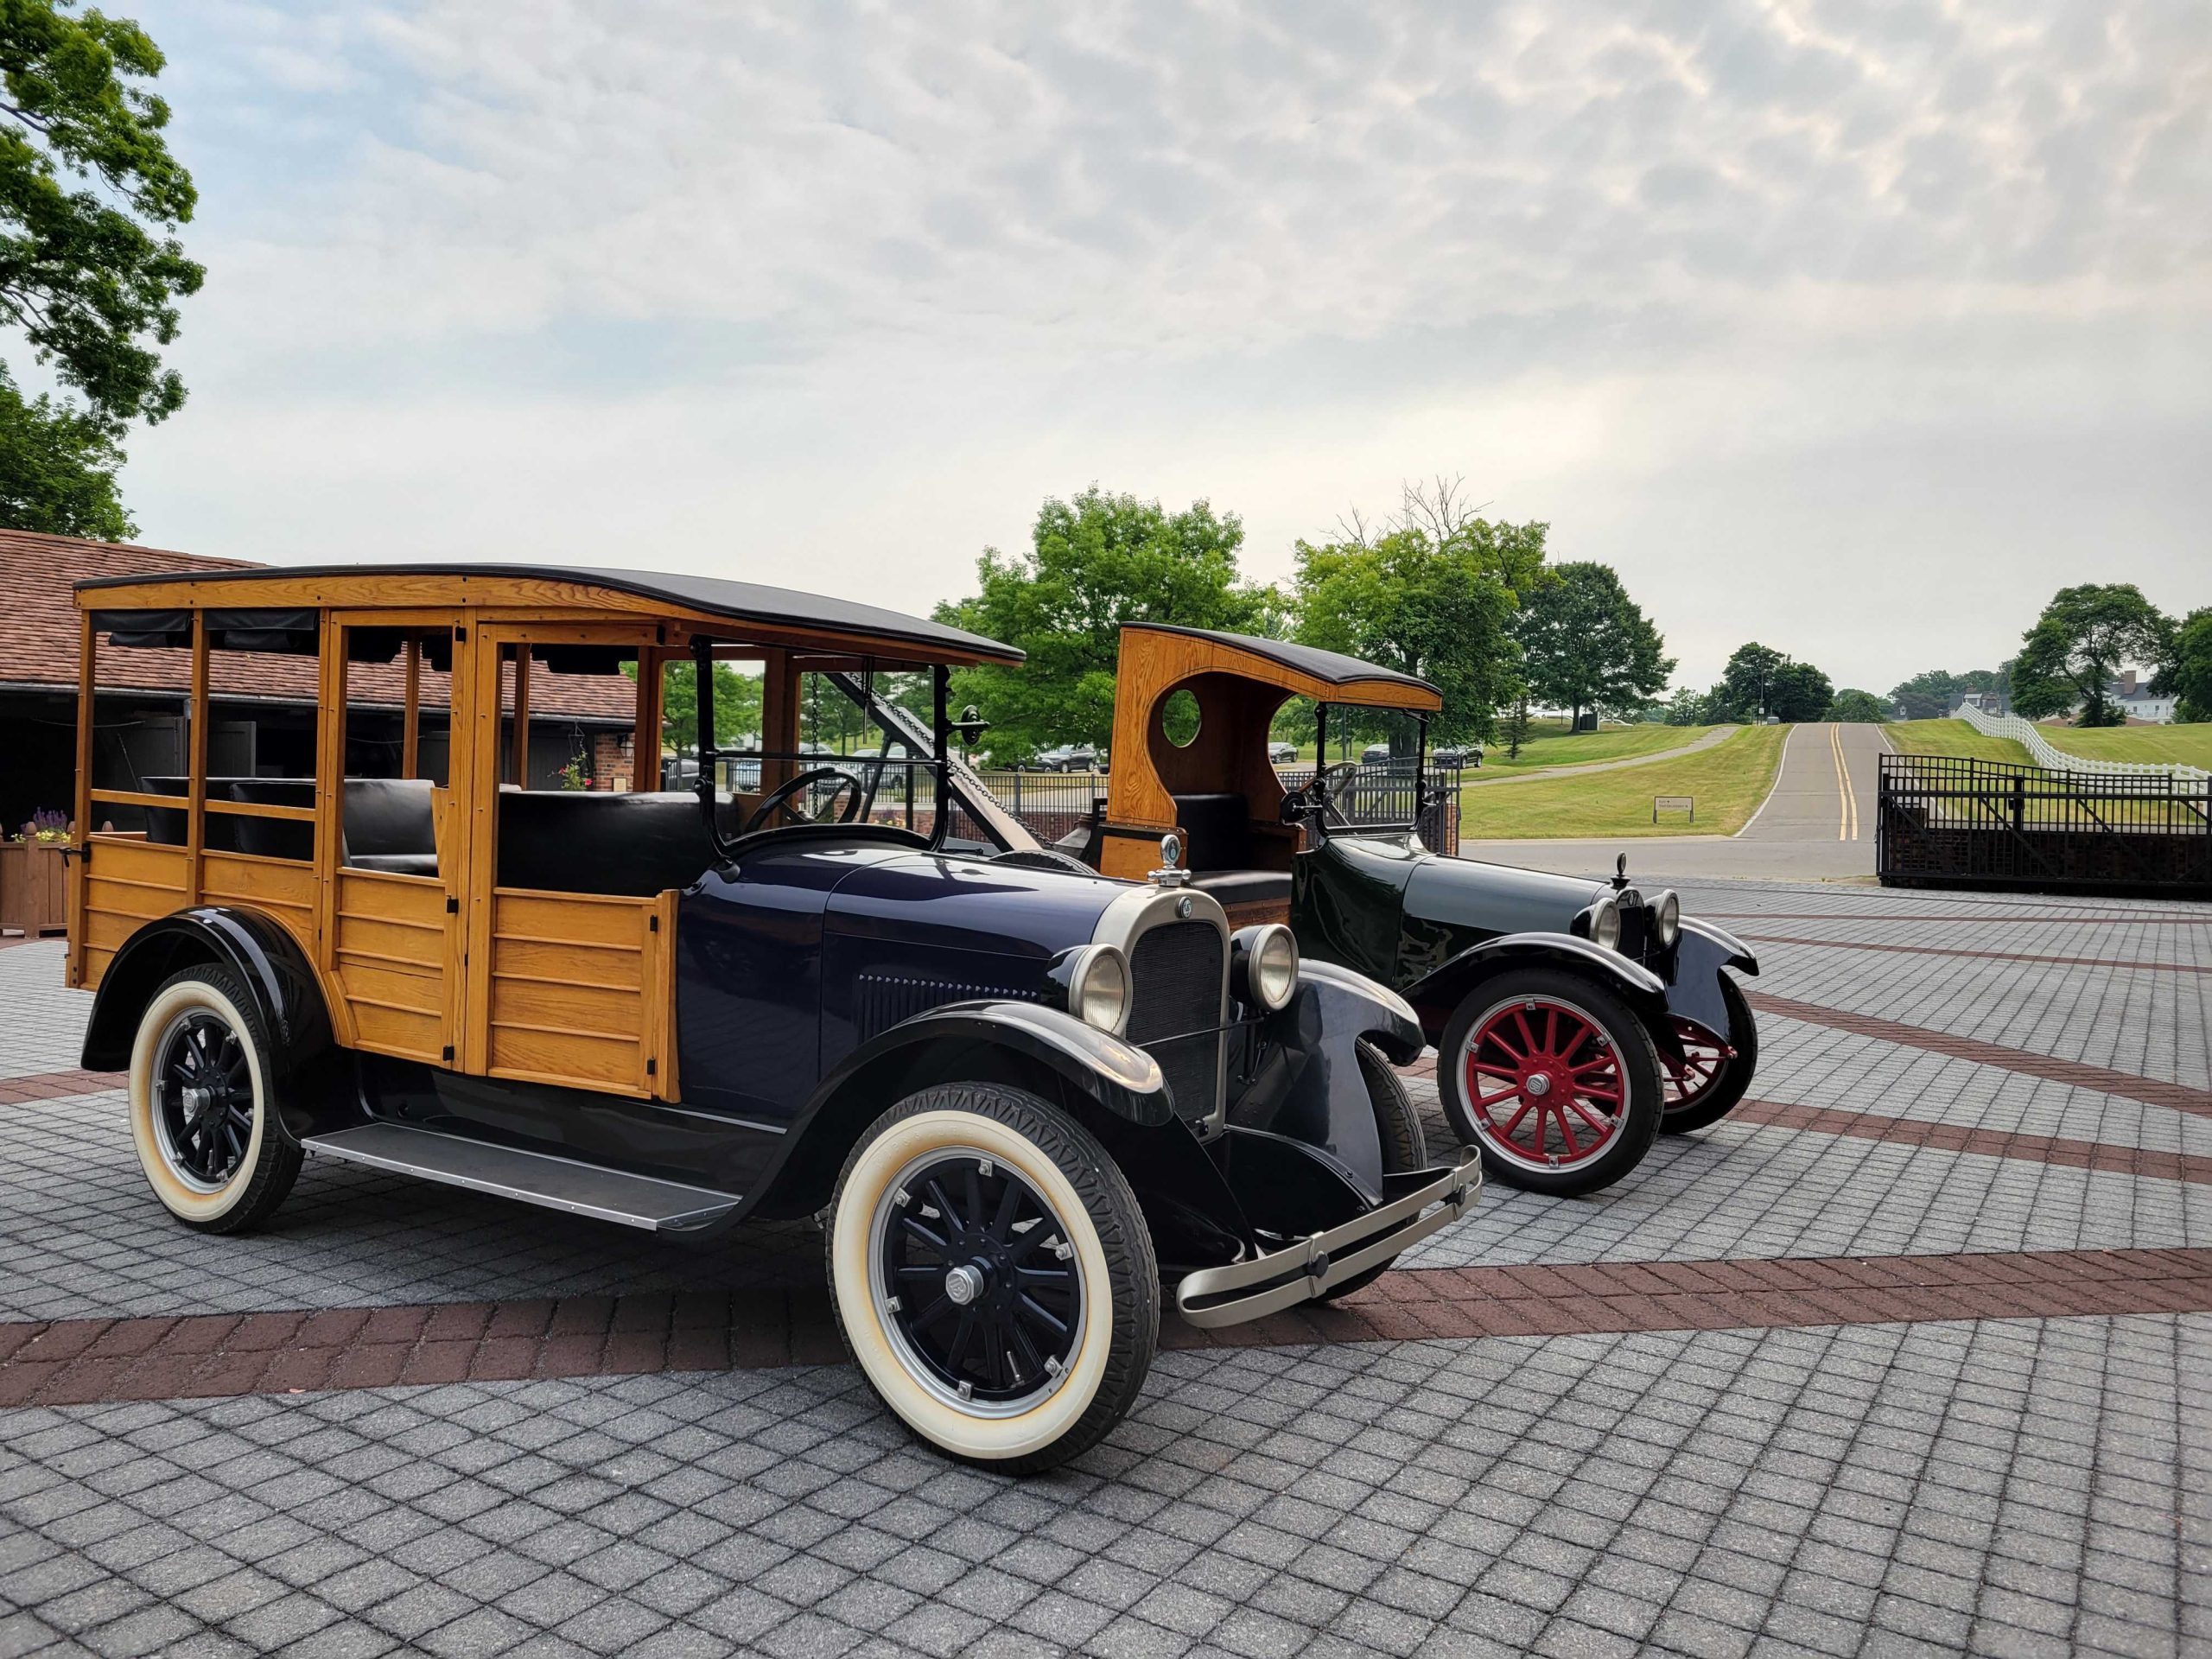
[1663,1017,1735,1113]
[1459,995,1630,1174]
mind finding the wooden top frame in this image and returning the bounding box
[1105,625,1442,833]
[73,562,1024,669]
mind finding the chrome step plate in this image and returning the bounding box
[302,1122,741,1232]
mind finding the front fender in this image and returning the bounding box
[746,1001,1174,1220]
[1402,931,1669,1038]
[79,908,340,1141]
[1229,960,1427,1203]
[1663,921,1758,1041]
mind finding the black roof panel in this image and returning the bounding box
[1127,624,1440,699]
[75,562,1023,664]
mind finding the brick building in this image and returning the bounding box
[0,530,639,833]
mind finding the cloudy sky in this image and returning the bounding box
[110,0,2211,693]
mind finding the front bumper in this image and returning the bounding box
[1173,1154,1481,1328]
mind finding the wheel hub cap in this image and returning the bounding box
[944,1263,985,1306]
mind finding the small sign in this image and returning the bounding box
[1653,795,1694,823]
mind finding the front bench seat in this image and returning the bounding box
[499,791,736,899]
[1169,792,1255,872]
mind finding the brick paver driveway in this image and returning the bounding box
[3,880,2208,1657]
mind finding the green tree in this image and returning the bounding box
[1826,688,1887,723]
[1291,530,1522,747]
[933,488,1282,766]
[1715,643,1788,721]
[622,658,763,761]
[0,1,201,537]
[1662,686,1710,726]
[1888,670,1960,721]
[1515,562,1675,728]
[2153,607,2212,723]
[0,368,133,536]
[1769,660,1834,723]
[2011,584,2173,727]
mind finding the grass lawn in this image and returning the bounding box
[1883,720,2034,766]
[1479,722,1720,773]
[1457,723,1789,839]
[2037,723,2212,769]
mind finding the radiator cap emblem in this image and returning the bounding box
[1150,833,1190,888]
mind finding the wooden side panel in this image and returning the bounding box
[485,887,674,1098]
[200,852,317,957]
[77,835,189,991]
[333,869,450,1064]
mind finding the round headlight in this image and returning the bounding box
[1589,896,1622,953]
[1250,925,1299,1012]
[1654,889,1681,948]
[1071,944,1129,1035]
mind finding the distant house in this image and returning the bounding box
[1953,689,2008,717]
[0,529,639,833]
[2107,670,2177,725]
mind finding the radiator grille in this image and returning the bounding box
[1128,920,1224,1123]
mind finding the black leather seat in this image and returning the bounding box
[1170,793,1254,872]
[499,791,728,898]
[226,779,316,861]
[139,777,189,846]
[344,778,437,876]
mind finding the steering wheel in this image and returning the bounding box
[1283,762,1360,830]
[741,766,866,836]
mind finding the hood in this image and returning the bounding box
[825,850,1128,960]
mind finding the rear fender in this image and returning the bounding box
[79,908,342,1141]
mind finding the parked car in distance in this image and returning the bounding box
[67,568,1474,1474]
[1054,623,1763,1200]
[1032,743,1103,772]
[1432,744,1481,769]
[1267,741,1300,765]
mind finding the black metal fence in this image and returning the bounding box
[972,764,1464,856]
[1877,753,2210,899]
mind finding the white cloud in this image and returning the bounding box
[117,0,2212,690]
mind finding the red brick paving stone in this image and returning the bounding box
[397,1340,478,1388]
[6,1248,2211,1407]
[548,1295,617,1338]
[0,1068,123,1105]
[1741,933,2212,976]
[327,1344,410,1390]
[466,1337,542,1382]
[422,1303,493,1343]
[359,1306,432,1345]
[612,1293,673,1333]
[1730,1098,2212,1184]
[1746,992,2212,1119]
[531,1333,608,1379]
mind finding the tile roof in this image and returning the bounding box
[0,529,634,724]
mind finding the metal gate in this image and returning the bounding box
[1877,753,2210,899]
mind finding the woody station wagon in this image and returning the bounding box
[63,565,1476,1471]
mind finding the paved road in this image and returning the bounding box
[1463,725,1739,789]
[1459,721,1890,884]
[3,892,2209,1658]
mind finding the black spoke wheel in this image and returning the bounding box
[152,1012,257,1190]
[829,1084,1158,1473]
[128,967,302,1234]
[873,1151,1084,1408]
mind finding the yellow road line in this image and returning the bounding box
[1828,724,1859,840]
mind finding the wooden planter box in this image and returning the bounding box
[0,830,70,938]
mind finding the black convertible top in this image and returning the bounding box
[75,562,1024,665]
[1127,623,1440,702]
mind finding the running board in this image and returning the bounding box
[301,1122,743,1232]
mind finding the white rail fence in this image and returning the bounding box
[1957,703,2209,783]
